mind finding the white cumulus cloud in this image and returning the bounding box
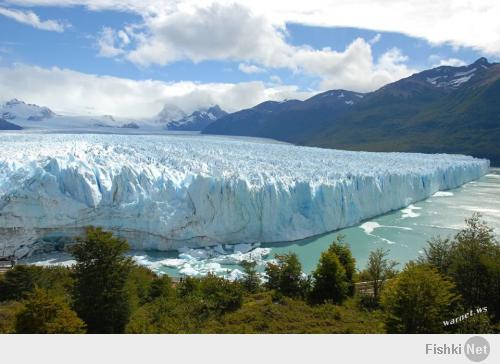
[97,3,415,92]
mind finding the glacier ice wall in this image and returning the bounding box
[0,133,489,257]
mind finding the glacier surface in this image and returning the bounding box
[0,132,489,257]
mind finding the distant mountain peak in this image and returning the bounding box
[157,104,227,131]
[473,57,490,67]
[1,99,55,121]
[5,98,24,106]
[307,89,365,105]
[413,58,498,91]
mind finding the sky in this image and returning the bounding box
[0,0,499,118]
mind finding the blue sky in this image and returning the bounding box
[0,1,498,117]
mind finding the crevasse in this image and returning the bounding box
[0,133,489,257]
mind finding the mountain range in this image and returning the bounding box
[203,90,364,141]
[204,58,500,165]
[0,99,227,132]
[157,105,227,131]
[2,58,498,164]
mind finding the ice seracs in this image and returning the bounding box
[0,133,489,258]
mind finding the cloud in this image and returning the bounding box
[0,64,314,117]
[269,75,282,84]
[370,33,381,44]
[5,0,500,56]
[238,63,266,74]
[125,4,291,68]
[97,27,127,57]
[290,39,416,92]
[99,3,415,92]
[429,55,467,67]
[0,6,68,32]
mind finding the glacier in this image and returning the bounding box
[0,132,489,258]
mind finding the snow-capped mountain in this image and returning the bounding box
[0,98,144,131]
[157,105,227,131]
[1,99,55,121]
[420,57,493,90]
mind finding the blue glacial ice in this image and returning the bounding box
[0,133,490,257]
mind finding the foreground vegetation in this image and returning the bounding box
[1,214,499,334]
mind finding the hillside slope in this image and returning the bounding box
[203,90,364,142]
[204,58,500,165]
[0,118,23,130]
[308,58,500,165]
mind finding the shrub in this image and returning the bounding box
[0,301,24,333]
[381,262,459,333]
[0,265,73,302]
[149,275,174,301]
[265,253,309,298]
[15,288,85,334]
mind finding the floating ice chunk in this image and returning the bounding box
[401,204,422,219]
[227,269,245,281]
[179,265,200,276]
[160,258,186,268]
[360,221,381,234]
[433,191,454,197]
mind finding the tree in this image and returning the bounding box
[0,265,42,301]
[420,214,500,321]
[361,248,398,302]
[198,274,244,316]
[177,274,243,317]
[419,236,452,274]
[72,227,134,333]
[149,275,174,301]
[381,262,459,333]
[309,250,348,304]
[447,214,500,319]
[15,288,85,334]
[327,235,356,296]
[0,301,24,334]
[127,265,157,308]
[265,253,309,298]
[0,265,74,302]
[240,260,260,293]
